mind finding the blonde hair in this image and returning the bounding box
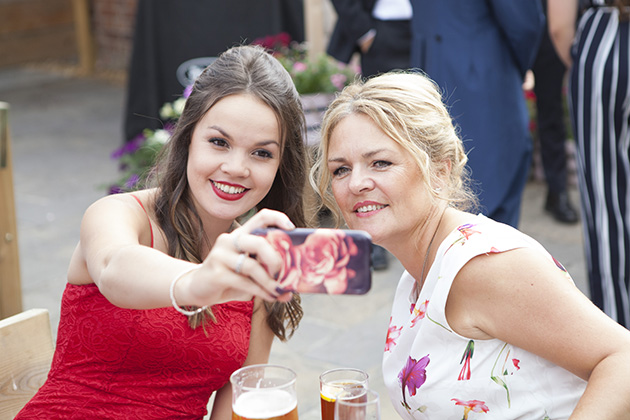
[310,71,478,226]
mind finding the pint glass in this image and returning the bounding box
[319,368,369,420]
[335,389,380,420]
[230,364,299,420]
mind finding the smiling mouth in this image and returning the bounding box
[212,181,247,195]
[355,204,387,213]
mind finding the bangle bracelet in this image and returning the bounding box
[169,265,208,316]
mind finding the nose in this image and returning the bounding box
[348,168,374,194]
[220,152,250,178]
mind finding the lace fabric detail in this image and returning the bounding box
[16,283,253,419]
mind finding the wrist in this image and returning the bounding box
[169,265,206,316]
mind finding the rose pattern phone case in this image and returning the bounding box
[253,228,372,295]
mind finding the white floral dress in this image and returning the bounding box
[382,215,587,419]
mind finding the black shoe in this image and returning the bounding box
[371,244,389,271]
[545,190,579,224]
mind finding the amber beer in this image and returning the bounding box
[231,389,298,420]
[321,381,367,420]
[319,368,369,420]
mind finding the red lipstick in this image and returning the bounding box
[211,180,248,201]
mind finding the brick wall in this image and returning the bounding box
[0,0,76,68]
[92,0,138,71]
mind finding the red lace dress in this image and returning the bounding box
[15,283,253,419]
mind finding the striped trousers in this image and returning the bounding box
[570,6,630,327]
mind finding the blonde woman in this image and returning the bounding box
[312,72,630,419]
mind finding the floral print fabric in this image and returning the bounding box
[382,215,586,419]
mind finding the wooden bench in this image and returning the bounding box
[0,101,22,320]
[0,308,54,420]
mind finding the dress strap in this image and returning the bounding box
[131,194,154,248]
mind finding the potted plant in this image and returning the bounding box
[252,33,359,145]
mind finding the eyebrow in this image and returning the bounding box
[328,148,388,163]
[207,125,281,148]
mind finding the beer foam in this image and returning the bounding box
[233,389,297,418]
[321,380,366,401]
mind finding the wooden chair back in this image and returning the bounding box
[0,308,54,419]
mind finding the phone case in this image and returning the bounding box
[252,228,372,295]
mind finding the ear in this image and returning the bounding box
[433,159,452,191]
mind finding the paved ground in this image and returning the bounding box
[1,65,586,419]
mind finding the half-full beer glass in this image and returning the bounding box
[319,368,369,420]
[230,364,299,420]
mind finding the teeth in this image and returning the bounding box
[356,204,385,213]
[213,181,245,194]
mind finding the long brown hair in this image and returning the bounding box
[150,45,307,340]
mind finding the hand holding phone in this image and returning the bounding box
[252,228,372,295]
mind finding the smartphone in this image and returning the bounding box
[252,228,372,295]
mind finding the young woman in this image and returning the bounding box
[16,45,308,420]
[312,72,630,419]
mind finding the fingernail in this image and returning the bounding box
[275,286,288,295]
[286,221,295,229]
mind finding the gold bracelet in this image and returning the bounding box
[169,266,207,316]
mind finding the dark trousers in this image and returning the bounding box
[531,27,568,194]
[361,19,411,77]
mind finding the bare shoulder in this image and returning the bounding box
[80,189,159,247]
[85,189,157,215]
[447,246,630,380]
[446,246,575,339]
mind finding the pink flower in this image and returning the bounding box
[410,300,428,327]
[292,61,307,72]
[452,398,489,419]
[330,73,347,90]
[399,355,430,409]
[458,340,475,381]
[385,317,402,352]
[512,358,520,371]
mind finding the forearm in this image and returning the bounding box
[94,244,197,309]
[548,0,577,68]
[570,353,630,419]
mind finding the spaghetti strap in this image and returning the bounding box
[131,194,154,248]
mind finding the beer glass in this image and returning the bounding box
[319,368,369,420]
[230,364,299,420]
[334,389,380,420]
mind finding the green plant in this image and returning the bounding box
[253,33,358,94]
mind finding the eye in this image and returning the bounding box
[253,149,274,159]
[332,165,350,177]
[373,160,392,169]
[209,137,228,147]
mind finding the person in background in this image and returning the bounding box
[123,0,304,143]
[327,0,413,269]
[531,0,579,224]
[548,0,630,328]
[407,1,544,228]
[327,0,412,77]
[15,45,308,420]
[312,71,630,419]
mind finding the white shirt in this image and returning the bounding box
[372,0,412,20]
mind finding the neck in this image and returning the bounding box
[392,206,449,285]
